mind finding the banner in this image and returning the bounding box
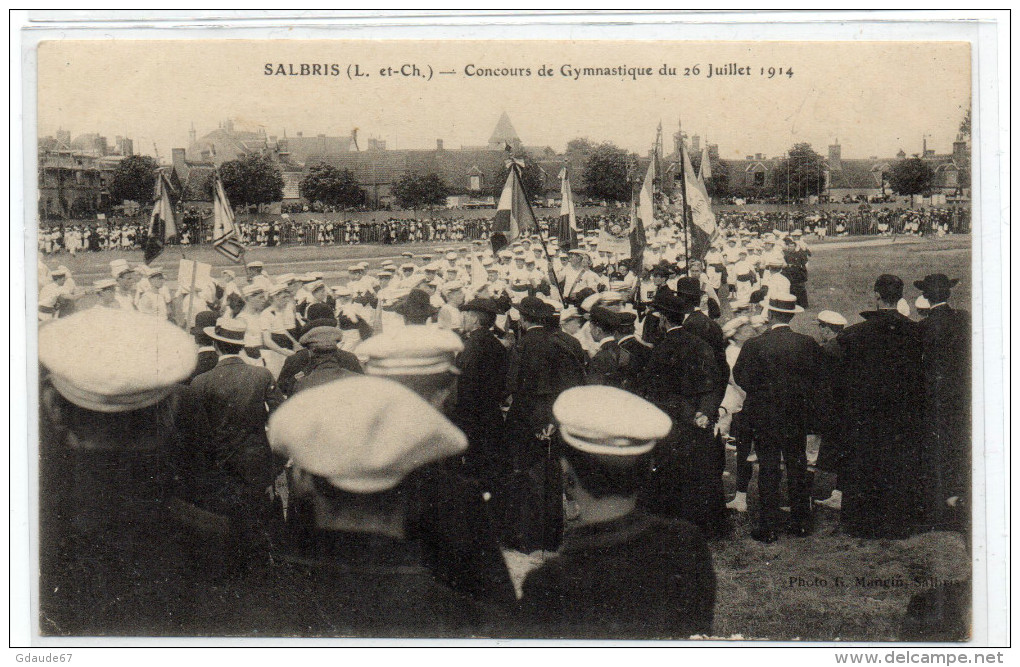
[211,174,246,263]
[556,165,579,250]
[143,172,178,264]
[681,141,718,261]
[490,158,537,253]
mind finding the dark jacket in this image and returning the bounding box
[279,347,363,396]
[292,352,361,394]
[453,326,509,465]
[587,338,631,388]
[636,325,720,425]
[506,325,587,437]
[187,347,219,383]
[682,310,730,414]
[516,511,715,639]
[618,334,652,388]
[733,324,826,435]
[181,357,285,492]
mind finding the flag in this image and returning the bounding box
[630,159,655,275]
[680,141,718,261]
[143,171,177,264]
[556,165,579,250]
[211,173,246,263]
[490,157,537,254]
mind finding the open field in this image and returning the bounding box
[36,235,973,641]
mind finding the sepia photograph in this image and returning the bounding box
[16,13,1007,651]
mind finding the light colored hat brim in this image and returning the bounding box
[767,303,804,314]
[49,374,173,413]
[203,325,247,344]
[560,430,657,457]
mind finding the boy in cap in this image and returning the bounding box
[38,309,199,634]
[734,294,826,543]
[516,386,715,639]
[812,310,849,511]
[264,376,486,636]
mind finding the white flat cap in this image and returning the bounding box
[267,376,467,493]
[40,308,197,412]
[553,386,672,456]
[816,310,848,327]
[356,326,463,376]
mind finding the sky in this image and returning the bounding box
[36,40,971,161]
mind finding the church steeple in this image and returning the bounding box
[488,111,522,150]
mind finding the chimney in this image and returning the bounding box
[755,153,763,160]
[296,131,303,137]
[953,137,968,160]
[171,148,188,179]
[224,119,234,133]
[746,155,754,161]
[692,135,701,152]
[828,141,841,162]
[437,138,444,151]
[188,123,196,144]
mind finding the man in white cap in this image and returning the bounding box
[734,293,826,543]
[516,386,715,639]
[258,376,486,636]
[813,310,849,511]
[38,309,198,634]
[92,278,118,309]
[136,266,171,320]
[245,260,273,292]
[356,326,517,604]
[38,266,70,321]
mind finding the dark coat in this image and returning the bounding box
[916,304,971,528]
[733,325,826,436]
[292,352,361,394]
[516,511,716,639]
[635,326,728,536]
[682,310,730,414]
[453,326,509,478]
[180,357,285,499]
[237,530,487,637]
[187,348,219,383]
[618,334,652,388]
[587,338,630,388]
[279,347,363,396]
[836,309,925,538]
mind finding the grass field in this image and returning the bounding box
[39,234,973,641]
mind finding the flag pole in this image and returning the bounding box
[514,159,561,299]
[677,118,692,270]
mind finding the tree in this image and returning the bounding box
[689,151,731,199]
[582,142,631,203]
[392,171,449,211]
[108,154,160,205]
[490,150,546,201]
[219,151,285,210]
[565,137,595,155]
[888,157,935,196]
[299,163,366,209]
[959,108,971,138]
[771,143,826,201]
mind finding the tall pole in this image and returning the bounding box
[676,118,692,269]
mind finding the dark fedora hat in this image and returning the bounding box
[517,296,555,321]
[191,310,218,336]
[651,290,690,319]
[394,289,438,320]
[674,276,703,300]
[913,274,960,293]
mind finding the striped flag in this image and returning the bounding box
[556,165,579,250]
[681,141,718,260]
[143,171,178,264]
[211,173,246,263]
[630,159,655,274]
[490,155,537,254]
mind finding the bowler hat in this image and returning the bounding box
[674,277,702,300]
[913,274,959,294]
[459,297,499,315]
[651,290,690,319]
[517,295,555,321]
[394,289,438,320]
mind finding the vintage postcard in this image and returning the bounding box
[15,12,1007,654]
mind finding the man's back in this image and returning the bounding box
[517,512,715,638]
[733,326,824,431]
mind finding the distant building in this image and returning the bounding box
[186,118,356,166]
[37,130,134,218]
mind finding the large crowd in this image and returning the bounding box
[36,219,970,639]
[37,206,968,255]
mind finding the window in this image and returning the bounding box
[470,175,481,191]
[754,171,765,187]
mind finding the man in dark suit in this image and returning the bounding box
[502,296,587,551]
[914,273,971,533]
[734,294,826,542]
[453,297,509,485]
[636,290,729,538]
[617,312,651,389]
[586,305,630,388]
[836,275,925,539]
[516,385,715,639]
[278,304,363,396]
[178,318,287,564]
